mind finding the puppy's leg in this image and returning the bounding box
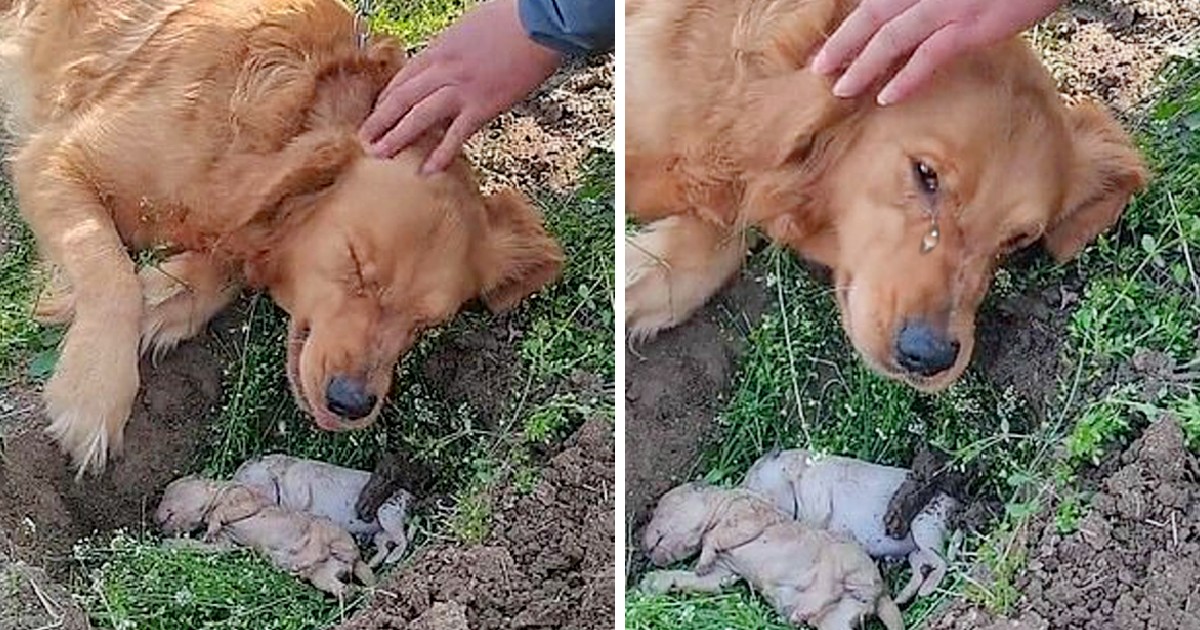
[911,512,950,598]
[14,140,142,475]
[893,553,923,605]
[626,216,750,339]
[306,561,349,598]
[639,567,739,595]
[807,598,869,630]
[139,251,240,359]
[371,493,412,566]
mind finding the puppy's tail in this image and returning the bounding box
[876,594,905,630]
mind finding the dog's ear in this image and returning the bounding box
[476,189,564,312]
[696,497,775,572]
[1044,101,1148,262]
[220,130,362,285]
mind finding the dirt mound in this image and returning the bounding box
[0,336,223,575]
[337,418,614,630]
[932,418,1200,630]
[623,273,770,530]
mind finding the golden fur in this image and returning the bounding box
[625,0,1147,390]
[1,0,563,475]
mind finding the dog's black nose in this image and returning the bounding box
[895,321,959,377]
[325,376,377,420]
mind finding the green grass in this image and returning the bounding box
[626,55,1200,629]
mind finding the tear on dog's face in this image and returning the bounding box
[749,44,1146,391]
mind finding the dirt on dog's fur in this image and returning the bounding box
[932,418,1200,630]
[336,418,614,630]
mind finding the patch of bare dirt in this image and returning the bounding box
[623,272,771,536]
[469,56,613,194]
[932,418,1200,630]
[0,337,223,577]
[336,418,614,630]
[1039,0,1200,113]
[0,528,89,630]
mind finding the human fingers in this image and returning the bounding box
[812,0,920,75]
[831,0,943,98]
[359,69,445,145]
[421,111,480,174]
[368,87,459,159]
[876,23,965,105]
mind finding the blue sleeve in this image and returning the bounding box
[518,0,614,57]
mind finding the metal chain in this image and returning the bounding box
[354,0,374,49]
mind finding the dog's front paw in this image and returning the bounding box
[625,235,682,340]
[43,326,140,477]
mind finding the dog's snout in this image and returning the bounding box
[325,376,377,420]
[894,321,959,377]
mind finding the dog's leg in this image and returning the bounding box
[639,567,739,595]
[13,140,142,476]
[139,251,240,360]
[893,551,924,605]
[911,511,950,598]
[306,561,349,598]
[625,215,750,339]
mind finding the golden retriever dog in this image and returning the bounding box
[0,0,563,475]
[625,0,1146,391]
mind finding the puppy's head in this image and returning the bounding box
[740,449,812,515]
[156,477,223,534]
[225,132,563,431]
[747,41,1146,391]
[641,482,722,566]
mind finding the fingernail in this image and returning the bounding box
[877,83,897,106]
[811,49,829,74]
[831,77,854,98]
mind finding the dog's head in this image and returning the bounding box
[641,482,723,566]
[156,476,223,534]
[223,132,562,431]
[744,41,1146,391]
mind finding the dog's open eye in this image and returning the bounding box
[912,160,939,196]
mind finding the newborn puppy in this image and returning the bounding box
[156,476,374,598]
[741,449,957,604]
[232,455,413,567]
[641,483,904,630]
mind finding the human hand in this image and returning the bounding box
[811,0,1064,105]
[359,0,563,173]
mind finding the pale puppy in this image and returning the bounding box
[741,449,957,604]
[156,477,374,598]
[640,483,905,630]
[232,454,413,567]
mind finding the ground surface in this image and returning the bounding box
[625,1,1200,628]
[0,2,614,629]
[932,418,1200,630]
[337,417,613,630]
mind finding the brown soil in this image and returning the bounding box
[623,272,770,534]
[336,418,614,630]
[932,418,1200,630]
[0,336,223,575]
[0,527,89,630]
[469,56,614,194]
[1040,0,1199,114]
